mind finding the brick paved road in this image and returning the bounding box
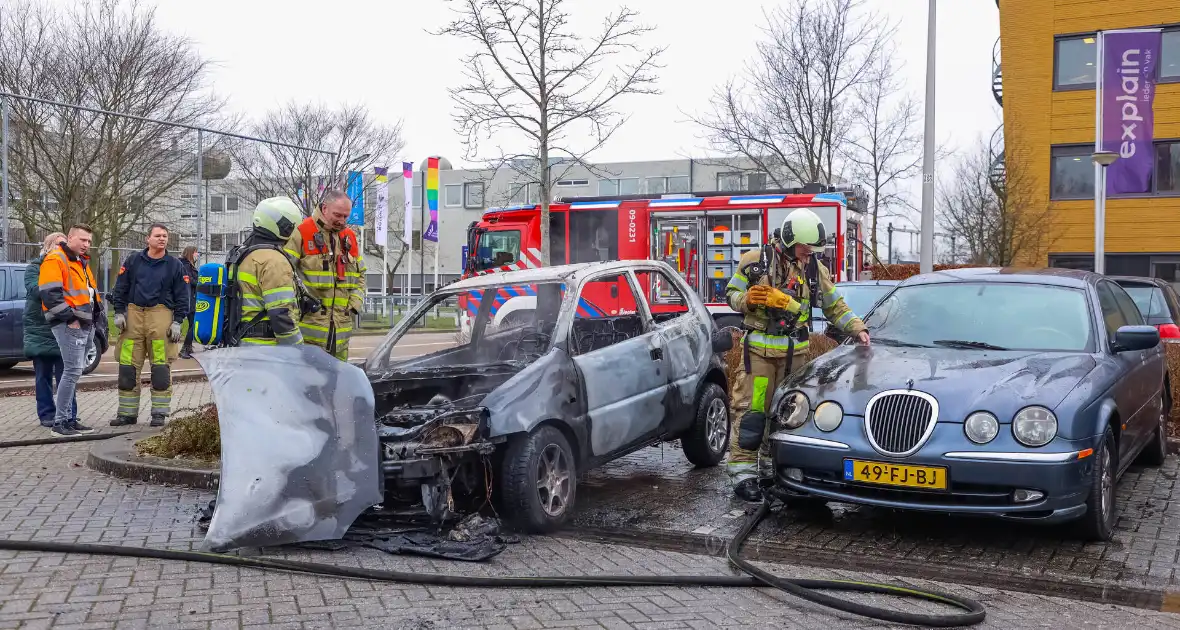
[0,385,1179,626]
[0,444,1177,629]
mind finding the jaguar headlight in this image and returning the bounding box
[1013,406,1057,447]
[777,391,810,429]
[964,411,999,444]
[813,401,843,432]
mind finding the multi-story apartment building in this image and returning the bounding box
[998,0,1180,281]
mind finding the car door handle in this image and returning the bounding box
[650,347,663,361]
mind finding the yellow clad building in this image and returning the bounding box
[998,1,1180,278]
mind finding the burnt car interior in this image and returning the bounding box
[572,316,644,354]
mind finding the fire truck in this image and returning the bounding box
[460,185,867,329]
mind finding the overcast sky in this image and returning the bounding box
[150,0,1000,248]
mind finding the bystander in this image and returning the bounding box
[37,225,101,438]
[179,246,199,359]
[23,233,83,432]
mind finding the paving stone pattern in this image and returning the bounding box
[0,385,1175,627]
[573,441,1180,594]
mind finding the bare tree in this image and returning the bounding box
[0,0,226,255]
[692,0,893,188]
[843,53,922,258]
[937,135,1054,267]
[437,0,664,265]
[230,101,405,216]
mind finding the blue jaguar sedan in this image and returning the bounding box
[769,268,1168,541]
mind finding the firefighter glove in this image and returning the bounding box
[764,288,793,311]
[114,313,126,331]
[167,322,182,343]
[746,285,771,306]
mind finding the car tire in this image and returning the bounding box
[681,383,729,468]
[500,425,577,533]
[1138,386,1169,467]
[1077,426,1117,542]
[81,340,101,376]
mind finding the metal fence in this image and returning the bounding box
[0,91,338,272]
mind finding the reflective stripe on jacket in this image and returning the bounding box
[38,244,99,327]
[236,247,303,346]
[725,248,865,358]
[283,212,366,339]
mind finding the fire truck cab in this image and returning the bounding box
[462,186,866,329]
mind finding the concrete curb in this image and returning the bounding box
[85,432,219,490]
[558,525,1180,615]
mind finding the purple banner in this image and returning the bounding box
[1101,30,1162,195]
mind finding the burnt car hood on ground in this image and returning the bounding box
[787,344,1097,422]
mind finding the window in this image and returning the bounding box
[1157,142,1180,193]
[556,179,589,187]
[598,178,639,196]
[1121,283,1172,322]
[464,182,485,208]
[646,176,691,195]
[474,230,521,271]
[209,232,241,251]
[210,195,223,213]
[571,273,645,355]
[717,173,743,191]
[1110,283,1146,326]
[1164,29,1180,81]
[569,210,617,263]
[1055,35,1097,89]
[1050,145,1095,200]
[226,196,239,212]
[444,184,463,207]
[550,212,567,265]
[1096,281,1130,340]
[638,270,690,322]
[865,282,1094,352]
[412,185,422,209]
[509,182,540,205]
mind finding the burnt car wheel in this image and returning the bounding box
[1137,386,1169,467]
[1077,426,1117,542]
[501,425,577,533]
[681,383,729,467]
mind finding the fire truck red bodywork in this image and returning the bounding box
[462,191,865,326]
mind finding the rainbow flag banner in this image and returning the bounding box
[424,157,439,242]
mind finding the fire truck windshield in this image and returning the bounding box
[475,230,522,271]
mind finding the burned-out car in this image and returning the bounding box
[363,260,733,532]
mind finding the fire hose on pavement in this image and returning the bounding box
[0,498,986,626]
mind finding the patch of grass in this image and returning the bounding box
[135,404,221,462]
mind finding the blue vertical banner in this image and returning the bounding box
[346,170,365,226]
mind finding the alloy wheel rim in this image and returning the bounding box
[536,444,571,517]
[1100,446,1113,521]
[706,398,728,453]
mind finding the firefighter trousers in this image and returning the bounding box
[300,318,352,361]
[727,346,809,484]
[117,304,178,419]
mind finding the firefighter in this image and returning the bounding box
[111,224,190,427]
[283,189,365,360]
[725,208,871,502]
[237,197,306,347]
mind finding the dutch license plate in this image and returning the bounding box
[843,459,948,490]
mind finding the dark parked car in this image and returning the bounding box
[1111,276,1180,341]
[769,268,1167,541]
[0,262,107,374]
[811,279,899,334]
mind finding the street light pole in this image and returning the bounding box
[919,0,937,275]
[1092,151,1118,274]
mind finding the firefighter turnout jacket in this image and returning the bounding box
[110,250,191,324]
[236,246,304,346]
[38,243,100,328]
[726,247,866,357]
[283,211,365,360]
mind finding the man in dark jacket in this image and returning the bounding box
[23,232,81,430]
[110,224,190,427]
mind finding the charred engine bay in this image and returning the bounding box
[372,364,521,431]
